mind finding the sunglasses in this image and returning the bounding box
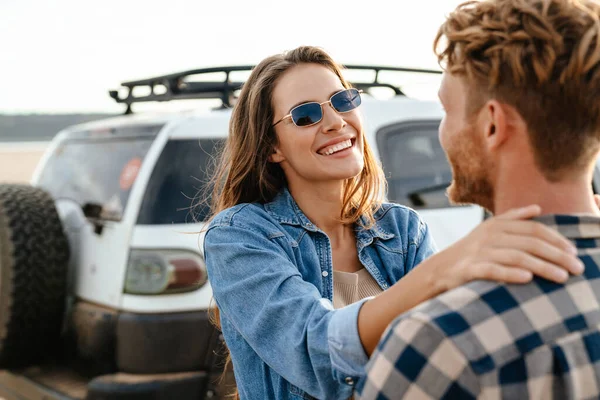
[273,88,363,127]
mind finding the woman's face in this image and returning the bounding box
[270,63,365,188]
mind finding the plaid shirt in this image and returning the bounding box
[358,215,600,400]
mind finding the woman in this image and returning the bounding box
[203,46,583,399]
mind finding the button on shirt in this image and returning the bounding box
[359,214,600,400]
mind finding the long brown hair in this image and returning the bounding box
[206,45,386,396]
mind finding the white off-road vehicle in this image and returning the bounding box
[0,65,531,399]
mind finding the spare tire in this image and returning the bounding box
[0,184,70,367]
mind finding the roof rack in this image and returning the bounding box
[109,65,442,114]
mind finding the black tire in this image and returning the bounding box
[0,184,70,367]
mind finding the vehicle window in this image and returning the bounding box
[376,120,455,209]
[37,136,155,221]
[137,138,224,225]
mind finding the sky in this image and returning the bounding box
[0,0,464,114]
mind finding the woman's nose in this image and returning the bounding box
[321,103,345,133]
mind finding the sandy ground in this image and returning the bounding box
[0,143,47,184]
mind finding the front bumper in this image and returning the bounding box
[0,368,211,400]
[0,302,228,400]
[87,371,208,400]
[70,301,222,374]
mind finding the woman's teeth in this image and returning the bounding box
[320,139,352,156]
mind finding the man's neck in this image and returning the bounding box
[493,171,600,216]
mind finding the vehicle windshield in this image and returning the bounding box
[37,135,155,221]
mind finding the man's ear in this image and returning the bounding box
[269,146,285,163]
[483,100,509,151]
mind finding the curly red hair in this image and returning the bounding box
[435,0,600,180]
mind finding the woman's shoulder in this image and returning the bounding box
[375,202,423,223]
[373,202,427,240]
[208,202,277,231]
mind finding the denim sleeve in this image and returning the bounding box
[328,300,370,379]
[405,212,438,272]
[204,223,361,399]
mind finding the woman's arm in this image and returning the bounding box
[205,222,365,399]
[358,205,584,355]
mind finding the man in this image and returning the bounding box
[358,0,600,398]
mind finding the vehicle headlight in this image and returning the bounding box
[125,249,207,295]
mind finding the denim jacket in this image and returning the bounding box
[204,189,437,399]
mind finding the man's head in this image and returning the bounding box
[435,0,600,212]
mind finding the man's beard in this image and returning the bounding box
[445,126,495,213]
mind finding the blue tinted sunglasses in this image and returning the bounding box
[273,88,363,127]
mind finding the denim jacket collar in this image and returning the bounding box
[264,188,395,244]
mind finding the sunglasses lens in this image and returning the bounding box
[291,103,323,126]
[332,89,361,113]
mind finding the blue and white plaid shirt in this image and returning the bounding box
[358,215,600,399]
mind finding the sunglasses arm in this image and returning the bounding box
[272,114,291,127]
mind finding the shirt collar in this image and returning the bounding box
[264,188,316,231]
[264,188,393,241]
[533,214,600,239]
